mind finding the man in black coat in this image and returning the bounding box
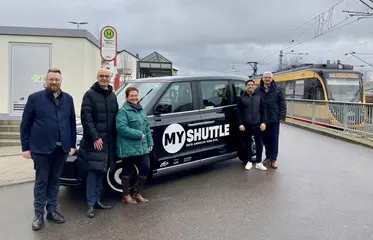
[80,68,118,218]
[254,71,287,169]
[20,68,76,231]
[237,79,267,171]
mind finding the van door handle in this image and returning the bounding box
[154,115,162,121]
[188,121,215,127]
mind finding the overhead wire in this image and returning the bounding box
[262,5,370,66]
[258,0,345,62]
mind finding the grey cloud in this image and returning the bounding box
[0,0,372,75]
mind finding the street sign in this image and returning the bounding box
[100,25,117,61]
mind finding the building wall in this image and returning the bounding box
[0,35,100,119]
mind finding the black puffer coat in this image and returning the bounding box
[79,82,118,172]
[254,80,287,124]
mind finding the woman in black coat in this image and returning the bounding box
[79,68,118,218]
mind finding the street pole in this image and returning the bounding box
[279,51,283,70]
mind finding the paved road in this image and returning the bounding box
[1,124,373,240]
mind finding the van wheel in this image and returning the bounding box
[104,160,138,195]
[251,139,256,156]
[238,137,257,163]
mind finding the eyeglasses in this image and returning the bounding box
[99,74,111,78]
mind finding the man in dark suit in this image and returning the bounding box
[20,68,76,231]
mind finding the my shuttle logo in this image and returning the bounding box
[162,123,230,154]
[162,124,186,154]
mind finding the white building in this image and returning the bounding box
[116,49,140,81]
[0,25,101,120]
[102,49,140,87]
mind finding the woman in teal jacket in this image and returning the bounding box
[116,86,153,204]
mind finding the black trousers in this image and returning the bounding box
[263,123,280,162]
[31,146,67,216]
[86,170,105,207]
[244,124,263,163]
[122,154,150,178]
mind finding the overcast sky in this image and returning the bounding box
[1,0,373,76]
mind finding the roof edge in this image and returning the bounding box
[117,49,140,59]
[0,25,100,48]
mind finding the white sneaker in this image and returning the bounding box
[255,163,267,171]
[245,162,253,170]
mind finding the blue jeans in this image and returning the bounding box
[31,146,67,215]
[86,171,105,207]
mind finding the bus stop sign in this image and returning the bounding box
[100,26,117,61]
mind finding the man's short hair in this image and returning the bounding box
[246,79,255,85]
[47,68,61,75]
[263,71,273,77]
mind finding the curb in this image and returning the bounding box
[283,120,373,150]
[0,153,22,158]
[0,178,34,188]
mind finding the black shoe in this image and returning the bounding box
[46,211,65,224]
[95,201,112,210]
[87,206,95,218]
[32,214,44,231]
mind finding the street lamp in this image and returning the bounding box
[68,21,88,29]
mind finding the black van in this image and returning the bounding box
[59,75,255,194]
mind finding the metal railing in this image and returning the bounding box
[285,99,373,137]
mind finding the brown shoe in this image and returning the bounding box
[271,161,278,169]
[133,194,149,203]
[122,195,137,204]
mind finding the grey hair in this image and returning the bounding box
[263,71,273,77]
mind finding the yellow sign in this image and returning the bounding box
[103,29,114,39]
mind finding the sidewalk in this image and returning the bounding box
[0,146,34,187]
[0,155,34,187]
[1,121,373,187]
[284,118,373,149]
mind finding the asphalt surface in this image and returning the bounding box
[1,124,373,240]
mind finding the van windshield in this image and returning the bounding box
[116,81,166,108]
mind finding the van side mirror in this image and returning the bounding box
[154,103,172,115]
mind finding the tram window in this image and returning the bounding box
[314,85,324,100]
[304,78,315,99]
[294,80,304,99]
[285,81,295,98]
[304,78,324,100]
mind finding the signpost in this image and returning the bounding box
[100,25,120,90]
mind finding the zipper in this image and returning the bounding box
[135,109,144,155]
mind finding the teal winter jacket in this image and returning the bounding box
[116,102,153,158]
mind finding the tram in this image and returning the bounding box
[251,62,365,128]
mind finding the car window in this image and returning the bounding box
[116,81,166,108]
[232,81,246,102]
[200,80,230,108]
[155,82,193,114]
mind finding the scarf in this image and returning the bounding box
[126,100,142,111]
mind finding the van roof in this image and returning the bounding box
[128,75,249,83]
